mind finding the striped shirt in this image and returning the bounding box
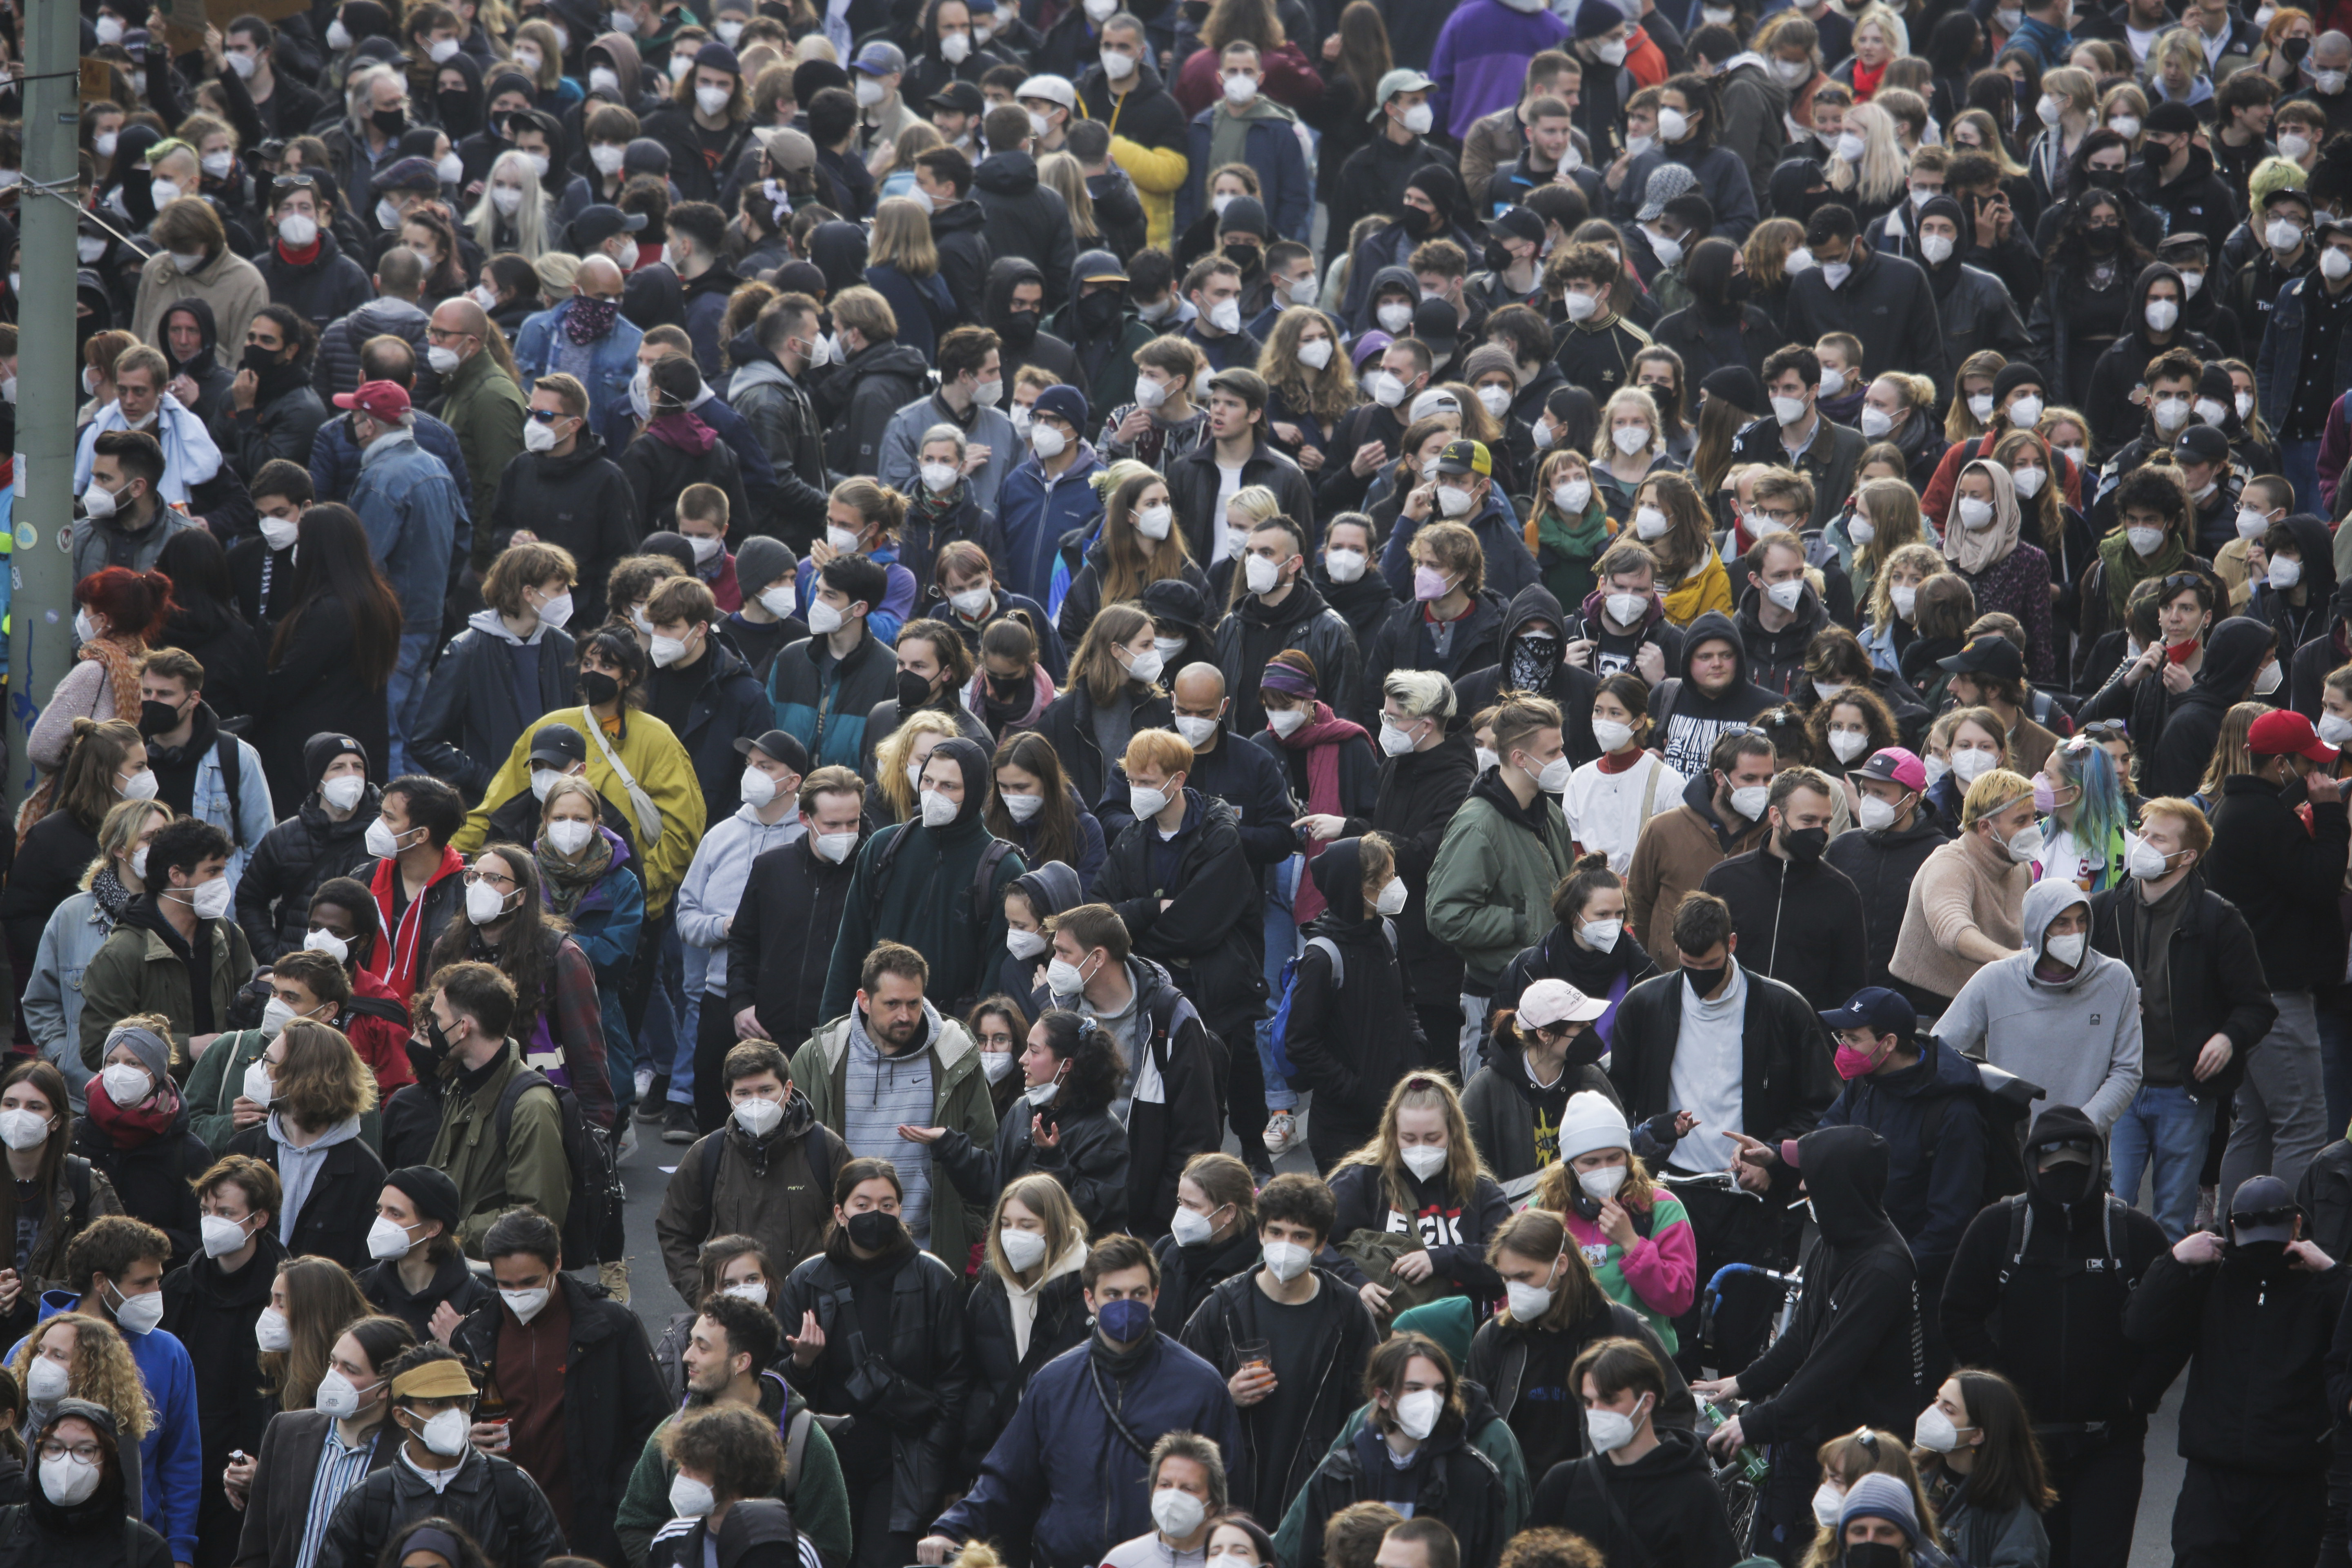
[297,1423,379,1568]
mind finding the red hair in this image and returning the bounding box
[75,568,175,643]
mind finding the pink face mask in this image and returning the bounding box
[2031,777,2058,813]
[1413,564,1452,601]
[1833,1041,1881,1079]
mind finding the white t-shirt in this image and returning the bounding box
[1211,461,1246,560]
[1667,963,1749,1171]
[1564,753,1688,873]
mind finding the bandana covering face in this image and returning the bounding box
[564,295,620,344]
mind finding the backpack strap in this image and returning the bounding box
[1999,1192,2033,1286]
[971,839,1015,925]
[62,1154,92,1217]
[493,1067,557,1149]
[699,1131,726,1217]
[864,827,909,922]
[1305,935,1344,989]
[1638,754,1663,822]
[783,1405,812,1501]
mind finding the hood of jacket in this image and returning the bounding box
[2022,1102,2108,1209]
[344,294,429,339]
[1795,1123,1895,1245]
[925,735,995,834]
[1492,583,1570,683]
[974,147,1041,196]
[465,606,557,646]
[809,220,870,295]
[1769,156,1830,220]
[1733,577,1829,659]
[842,339,931,389]
[1675,609,1746,686]
[1308,836,1369,923]
[2020,876,2095,988]
[159,295,220,382]
[2281,514,2339,607]
[1012,859,1084,920]
[591,31,645,99]
[1237,577,1339,636]
[2194,614,2278,699]
[930,195,988,238]
[984,254,1049,328]
[2121,261,2189,355]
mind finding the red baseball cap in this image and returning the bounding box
[333,379,411,421]
[2248,708,2338,765]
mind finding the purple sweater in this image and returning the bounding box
[1430,0,1572,140]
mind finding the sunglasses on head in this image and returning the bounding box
[2081,719,2129,739]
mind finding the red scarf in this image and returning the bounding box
[84,1071,180,1149]
[365,845,466,999]
[1852,57,1886,100]
[1280,701,1371,925]
[275,236,323,267]
[1598,747,1645,774]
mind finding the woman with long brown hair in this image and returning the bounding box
[422,844,612,1127]
[0,1061,118,1341]
[1326,1074,1510,1321]
[256,1256,370,1413]
[866,196,954,361]
[0,720,153,1005]
[1034,603,1174,817]
[1299,0,1390,207]
[226,1018,384,1269]
[987,731,1105,892]
[1909,1368,2054,1568]
[1259,308,1358,475]
[1056,462,1209,649]
[255,503,402,813]
[1639,472,1732,626]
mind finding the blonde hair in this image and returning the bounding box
[986,1174,1089,1285]
[260,1256,371,1410]
[1851,477,1924,593]
[870,196,940,281]
[12,1314,152,1440]
[1866,540,1946,635]
[1592,386,1663,464]
[1960,765,2033,829]
[1829,100,1908,206]
[1038,152,1099,245]
[1333,1073,1489,1211]
[873,709,967,822]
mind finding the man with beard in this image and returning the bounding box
[612,1293,854,1566]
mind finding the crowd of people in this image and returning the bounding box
[14,0,2352,1564]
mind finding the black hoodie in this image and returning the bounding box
[973,150,1078,313]
[1732,575,1832,699]
[1530,1425,1742,1568]
[1454,585,1604,764]
[2081,263,2224,458]
[983,254,1080,392]
[2144,615,2278,798]
[1734,1125,1922,1447]
[1649,610,1775,777]
[2249,512,2337,658]
[1943,1105,2174,1440]
[1212,579,1364,736]
[1283,840,1428,1168]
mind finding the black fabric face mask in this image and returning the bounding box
[846,1210,903,1250]
[1682,962,1728,996]
[1782,825,1829,862]
[896,668,935,710]
[580,670,621,706]
[137,699,183,737]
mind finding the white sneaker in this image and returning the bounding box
[1262,1111,1303,1158]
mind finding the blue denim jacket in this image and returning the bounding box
[349,430,462,633]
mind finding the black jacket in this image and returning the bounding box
[2207,768,2351,992]
[1096,792,1268,1039]
[619,421,752,539]
[1782,241,1949,385]
[355,1250,494,1343]
[1943,1105,2175,1442]
[1179,1265,1382,1521]
[314,1442,564,1568]
[1529,1426,1740,1568]
[1697,844,1867,1012]
[929,198,995,325]
[1166,437,1319,568]
[252,228,375,329]
[932,1089,1131,1236]
[412,619,579,800]
[957,1263,1091,1483]
[1824,814,1950,990]
[1364,589,1512,722]
[225,1121,388,1271]
[1283,842,1427,1168]
[2088,871,2276,1103]
[638,104,753,205]
[487,434,641,628]
[645,1497,800,1568]
[1212,582,1365,737]
[1182,723,1299,870]
[1152,1225,1265,1335]
[973,152,1078,311]
[1340,728,1477,1002]
[71,1113,212,1269]
[1606,962,1835,1158]
[775,1236,969,1533]
[1453,584,1606,763]
[1033,682,1176,821]
[254,592,393,814]
[728,833,864,1050]
[1468,1292,1696,1466]
[160,1230,285,1568]
[1733,1125,1922,1448]
[813,339,929,479]
[658,641,774,831]
[0,809,101,987]
[451,1272,670,1565]
[1287,1405,1508,1568]
[2136,1221,2352,1474]
[1816,1036,1989,1274]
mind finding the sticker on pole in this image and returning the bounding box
[11,521,29,552]
[57,527,72,553]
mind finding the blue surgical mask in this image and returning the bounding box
[1096,1297,1152,1341]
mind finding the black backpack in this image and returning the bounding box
[1918,1048,2046,1209]
[492,1068,620,1269]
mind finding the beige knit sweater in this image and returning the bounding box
[1890,828,2033,1002]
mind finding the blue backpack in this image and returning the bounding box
[1264,937,1344,1084]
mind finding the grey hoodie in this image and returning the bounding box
[1937,878,2143,1133]
[270,1111,364,1242]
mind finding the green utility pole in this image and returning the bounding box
[7,0,82,809]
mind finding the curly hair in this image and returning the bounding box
[13,1313,151,1439]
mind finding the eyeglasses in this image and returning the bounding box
[463,869,517,889]
[37,1442,100,1463]
[2082,719,2129,739]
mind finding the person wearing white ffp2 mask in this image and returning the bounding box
[386,1355,485,1485]
[1748,534,1813,637]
